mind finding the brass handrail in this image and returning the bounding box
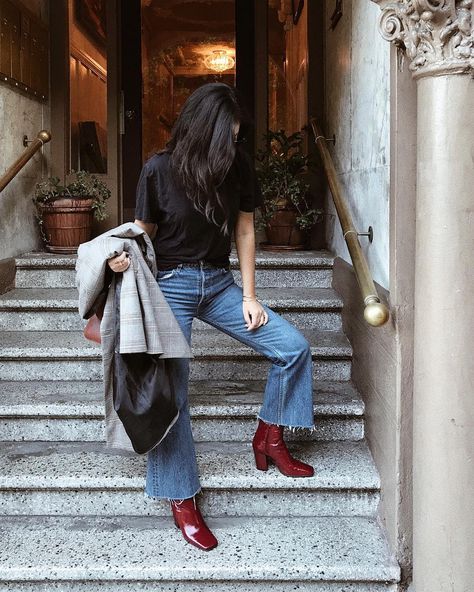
[309,118,389,327]
[0,130,52,193]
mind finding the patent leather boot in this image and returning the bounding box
[252,418,315,477]
[170,496,218,551]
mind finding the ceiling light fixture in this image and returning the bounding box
[204,50,235,72]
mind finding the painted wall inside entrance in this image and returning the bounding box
[321,0,415,578]
[323,0,390,290]
[0,0,50,260]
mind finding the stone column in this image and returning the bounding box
[373,1,474,590]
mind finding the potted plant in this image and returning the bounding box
[33,170,110,253]
[255,129,323,250]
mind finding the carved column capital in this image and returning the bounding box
[372,0,473,79]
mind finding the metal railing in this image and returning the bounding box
[0,130,51,193]
[309,118,389,327]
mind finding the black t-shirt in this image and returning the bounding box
[134,148,263,270]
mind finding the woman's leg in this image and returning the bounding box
[144,269,201,501]
[197,273,315,430]
[146,266,218,551]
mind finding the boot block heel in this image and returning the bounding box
[254,450,269,471]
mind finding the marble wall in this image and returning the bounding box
[0,0,50,260]
[323,0,390,289]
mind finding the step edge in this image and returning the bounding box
[0,408,365,418]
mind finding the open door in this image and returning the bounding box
[119,0,257,222]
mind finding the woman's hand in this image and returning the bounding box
[243,299,269,331]
[107,251,131,273]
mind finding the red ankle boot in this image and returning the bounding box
[170,496,218,551]
[252,418,315,477]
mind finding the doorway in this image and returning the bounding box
[48,0,321,233]
[119,0,317,222]
[120,0,255,220]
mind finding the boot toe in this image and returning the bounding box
[278,460,315,478]
[182,524,218,551]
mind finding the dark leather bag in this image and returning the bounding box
[112,275,179,454]
[113,351,179,454]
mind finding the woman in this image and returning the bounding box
[107,82,315,551]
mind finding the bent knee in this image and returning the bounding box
[279,330,311,363]
[295,334,311,358]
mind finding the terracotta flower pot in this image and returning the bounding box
[263,208,307,250]
[40,197,94,254]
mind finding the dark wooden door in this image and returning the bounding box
[235,0,256,159]
[120,0,142,221]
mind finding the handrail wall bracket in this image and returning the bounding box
[0,130,52,194]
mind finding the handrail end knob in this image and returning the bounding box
[364,301,389,326]
[37,130,52,143]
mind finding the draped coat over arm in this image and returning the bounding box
[75,222,192,453]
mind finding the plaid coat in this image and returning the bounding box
[75,222,192,453]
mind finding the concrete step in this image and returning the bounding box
[0,379,364,442]
[14,249,336,289]
[0,328,352,382]
[0,439,379,517]
[0,286,343,331]
[0,514,400,590]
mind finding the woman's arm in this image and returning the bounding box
[234,211,256,299]
[234,211,268,330]
[134,219,157,240]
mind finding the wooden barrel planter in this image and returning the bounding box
[261,207,307,251]
[40,197,94,254]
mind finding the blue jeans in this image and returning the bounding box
[144,261,314,500]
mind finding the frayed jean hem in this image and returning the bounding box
[143,485,202,502]
[256,413,317,434]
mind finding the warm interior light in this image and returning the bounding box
[204,50,235,72]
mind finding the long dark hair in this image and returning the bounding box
[163,83,251,235]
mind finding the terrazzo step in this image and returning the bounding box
[0,439,379,517]
[14,249,335,289]
[0,514,400,591]
[0,329,352,382]
[0,379,364,442]
[0,287,343,331]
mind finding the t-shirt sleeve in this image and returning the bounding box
[134,159,160,223]
[238,150,264,213]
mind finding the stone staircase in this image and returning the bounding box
[0,249,400,591]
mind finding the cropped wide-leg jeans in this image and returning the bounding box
[144,261,315,501]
